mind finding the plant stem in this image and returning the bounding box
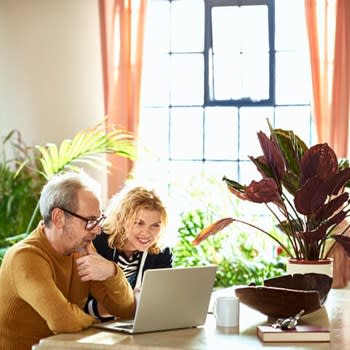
[26,202,40,235]
[232,218,293,258]
[279,193,307,258]
[266,202,300,258]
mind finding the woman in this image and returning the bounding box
[86,186,172,319]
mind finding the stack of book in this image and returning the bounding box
[257,325,330,342]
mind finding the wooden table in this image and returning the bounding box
[33,288,350,349]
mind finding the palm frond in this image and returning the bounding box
[36,123,135,179]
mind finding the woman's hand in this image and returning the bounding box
[97,302,114,318]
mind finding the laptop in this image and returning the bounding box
[94,265,217,334]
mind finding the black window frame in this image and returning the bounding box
[204,0,275,107]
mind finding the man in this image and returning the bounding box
[0,172,135,350]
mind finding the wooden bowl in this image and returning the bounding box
[235,273,333,319]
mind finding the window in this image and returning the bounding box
[206,0,273,105]
[136,0,314,218]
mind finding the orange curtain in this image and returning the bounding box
[305,0,350,157]
[99,0,148,196]
[330,0,350,157]
[305,0,350,288]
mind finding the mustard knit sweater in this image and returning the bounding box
[0,223,135,350]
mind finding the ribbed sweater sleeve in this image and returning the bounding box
[90,264,135,319]
[13,248,95,333]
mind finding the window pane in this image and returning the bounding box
[212,5,269,53]
[211,5,269,101]
[241,53,269,100]
[167,161,239,217]
[239,107,274,160]
[204,107,238,160]
[204,161,238,185]
[213,53,241,100]
[170,107,203,159]
[138,108,169,160]
[144,0,170,53]
[168,161,204,183]
[275,0,308,51]
[240,5,269,52]
[134,107,170,188]
[212,6,240,53]
[171,0,204,52]
[275,52,311,104]
[239,161,265,190]
[142,54,169,106]
[170,54,204,105]
[275,106,313,144]
[168,161,206,206]
[213,53,269,101]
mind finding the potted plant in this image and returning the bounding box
[192,122,350,275]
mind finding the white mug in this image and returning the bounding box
[214,296,240,329]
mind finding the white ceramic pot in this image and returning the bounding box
[286,258,333,277]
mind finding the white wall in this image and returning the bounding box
[0,0,108,203]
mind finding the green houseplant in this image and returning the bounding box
[0,120,135,263]
[192,123,350,264]
[0,131,45,250]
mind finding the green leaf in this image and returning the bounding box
[35,122,135,180]
[272,128,308,176]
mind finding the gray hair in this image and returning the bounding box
[39,171,101,226]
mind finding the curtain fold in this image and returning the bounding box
[99,0,147,196]
[305,0,350,157]
[330,0,350,157]
[305,0,350,288]
[304,0,335,147]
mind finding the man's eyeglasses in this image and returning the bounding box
[58,207,106,231]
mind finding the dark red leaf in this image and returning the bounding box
[257,132,286,182]
[300,144,338,185]
[298,225,327,243]
[294,177,327,215]
[314,192,349,223]
[245,178,282,204]
[192,218,234,245]
[323,210,347,228]
[299,212,346,252]
[326,168,350,196]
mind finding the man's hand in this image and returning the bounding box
[76,244,116,282]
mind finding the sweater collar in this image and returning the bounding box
[32,221,72,261]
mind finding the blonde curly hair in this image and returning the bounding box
[102,186,167,254]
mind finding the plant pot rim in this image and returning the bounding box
[288,258,334,265]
